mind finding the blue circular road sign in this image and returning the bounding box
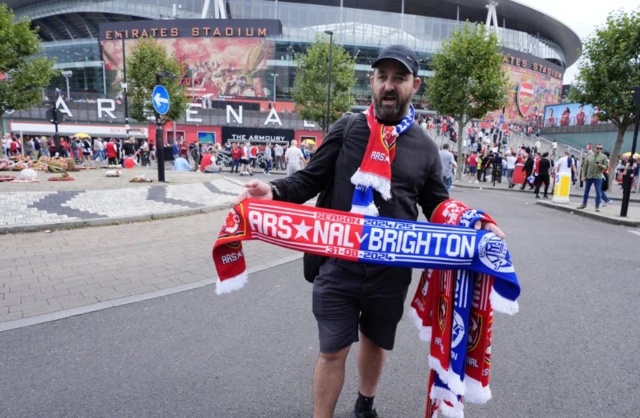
[152,85,171,115]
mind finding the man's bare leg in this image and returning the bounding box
[358,332,385,398]
[313,345,351,418]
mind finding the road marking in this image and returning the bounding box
[628,230,640,237]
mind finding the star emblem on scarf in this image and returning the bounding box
[293,220,312,240]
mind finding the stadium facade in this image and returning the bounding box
[4,0,581,144]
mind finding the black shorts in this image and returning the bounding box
[312,258,411,353]
[240,158,249,165]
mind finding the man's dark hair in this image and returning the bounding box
[543,152,549,157]
[442,143,449,150]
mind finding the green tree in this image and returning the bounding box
[570,8,640,186]
[127,37,187,126]
[428,23,509,179]
[0,4,57,135]
[291,34,357,134]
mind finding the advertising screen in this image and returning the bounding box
[198,131,217,144]
[542,103,605,127]
[102,38,274,98]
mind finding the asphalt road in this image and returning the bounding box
[1,188,639,418]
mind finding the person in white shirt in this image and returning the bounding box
[534,139,541,154]
[93,138,104,162]
[274,144,284,170]
[554,150,575,176]
[284,140,305,176]
[505,152,517,188]
[551,141,558,158]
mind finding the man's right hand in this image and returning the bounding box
[581,177,585,183]
[234,180,273,204]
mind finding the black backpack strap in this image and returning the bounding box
[341,113,360,144]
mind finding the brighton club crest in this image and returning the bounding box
[478,233,514,274]
[517,81,535,117]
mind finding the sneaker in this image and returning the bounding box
[351,406,380,418]
[603,201,612,207]
[595,207,600,212]
[577,204,586,209]
[474,180,479,184]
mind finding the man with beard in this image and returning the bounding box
[232,45,504,418]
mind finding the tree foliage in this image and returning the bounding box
[291,34,357,134]
[570,8,640,181]
[428,23,509,178]
[126,37,187,125]
[0,4,57,127]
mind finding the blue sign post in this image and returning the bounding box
[152,85,170,115]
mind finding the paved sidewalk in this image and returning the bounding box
[536,200,640,226]
[0,210,301,330]
[0,176,245,233]
[453,177,640,203]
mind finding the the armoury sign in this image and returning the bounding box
[222,127,294,144]
[99,19,282,40]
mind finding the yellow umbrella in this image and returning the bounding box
[621,152,640,159]
[74,133,91,139]
[303,139,316,145]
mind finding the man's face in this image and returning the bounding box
[370,59,420,121]
[595,144,602,154]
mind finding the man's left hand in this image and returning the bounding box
[474,221,505,239]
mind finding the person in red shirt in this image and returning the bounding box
[105,138,118,166]
[230,142,242,173]
[468,151,478,183]
[576,105,586,125]
[590,107,600,125]
[560,107,571,127]
[546,109,556,127]
[249,144,258,168]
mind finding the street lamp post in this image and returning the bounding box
[118,31,130,135]
[271,73,278,102]
[324,30,334,134]
[155,71,177,183]
[61,70,72,100]
[620,86,640,217]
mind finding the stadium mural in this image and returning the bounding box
[102,37,275,98]
[486,49,564,128]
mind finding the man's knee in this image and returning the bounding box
[318,346,350,364]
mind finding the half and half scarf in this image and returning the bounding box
[410,199,517,418]
[350,103,414,216]
[211,199,519,417]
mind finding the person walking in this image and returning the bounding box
[93,138,104,162]
[506,151,517,188]
[520,154,535,190]
[438,143,457,190]
[274,144,284,170]
[232,45,504,418]
[534,152,552,198]
[105,138,118,166]
[284,139,305,176]
[577,143,608,212]
[468,151,478,183]
[230,142,241,173]
[263,143,273,175]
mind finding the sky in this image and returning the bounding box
[519,0,637,84]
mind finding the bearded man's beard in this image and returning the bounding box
[374,90,411,122]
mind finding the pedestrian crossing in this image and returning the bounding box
[628,230,640,237]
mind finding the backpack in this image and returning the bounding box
[302,113,360,283]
